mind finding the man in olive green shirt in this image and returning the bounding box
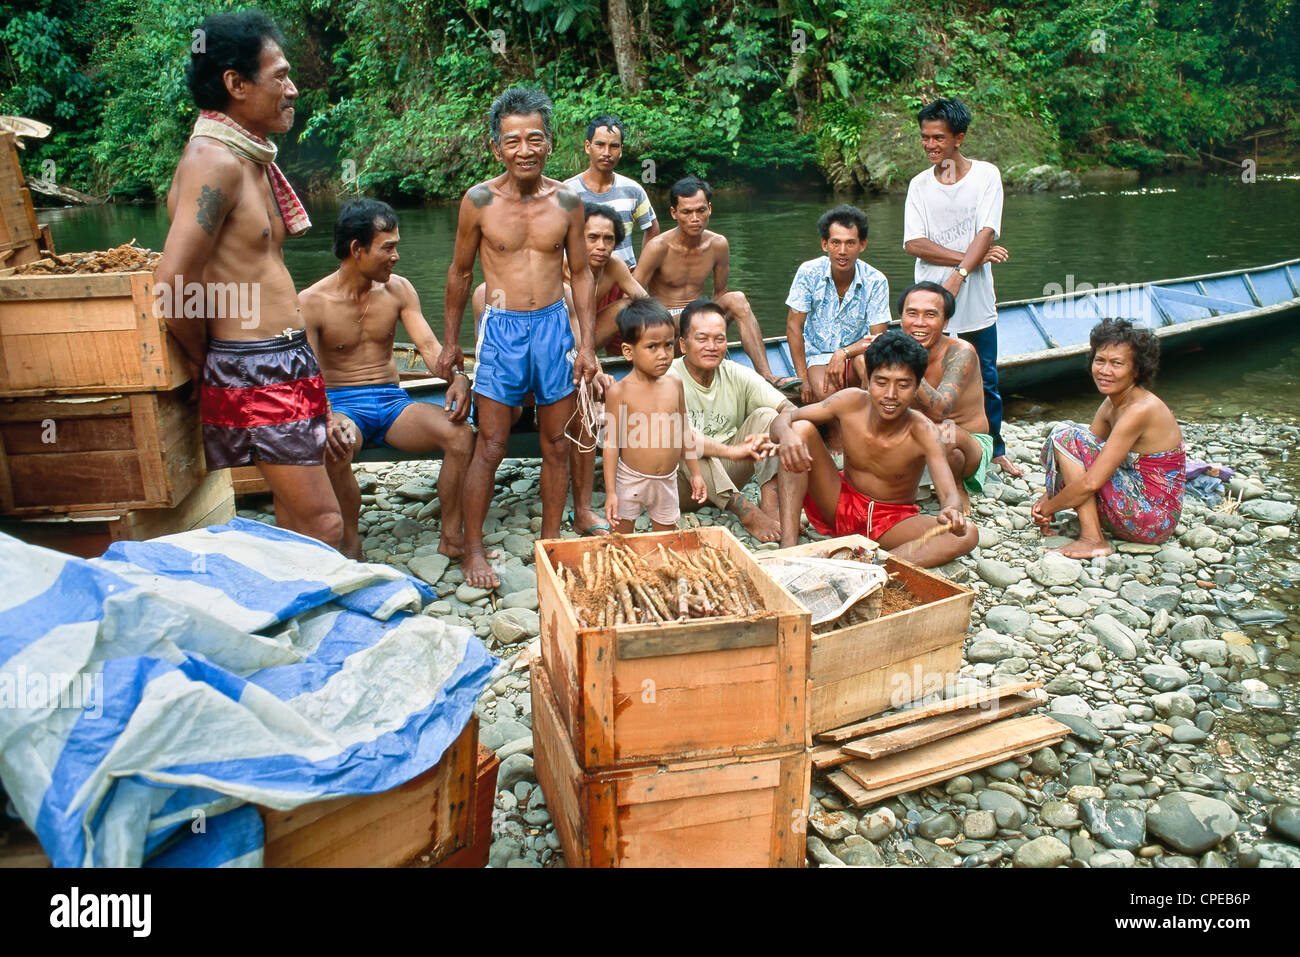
[670,299,794,542]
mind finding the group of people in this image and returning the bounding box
[153,9,1187,589]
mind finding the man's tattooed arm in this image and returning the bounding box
[195,184,226,236]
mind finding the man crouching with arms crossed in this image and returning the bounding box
[300,199,475,559]
[772,330,978,567]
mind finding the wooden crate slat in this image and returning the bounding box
[816,679,1043,743]
[840,694,1043,760]
[841,715,1071,792]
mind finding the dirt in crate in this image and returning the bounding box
[15,242,161,275]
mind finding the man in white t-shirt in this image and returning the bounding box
[903,97,1022,477]
[562,114,658,267]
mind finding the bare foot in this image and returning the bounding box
[993,454,1025,478]
[461,546,500,589]
[1051,537,1112,559]
[437,533,464,559]
[730,494,781,543]
[957,486,972,516]
[341,533,363,561]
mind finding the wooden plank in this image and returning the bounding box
[816,680,1043,743]
[616,615,778,659]
[841,715,1070,792]
[828,736,1068,808]
[616,756,782,806]
[841,694,1042,760]
[0,272,135,302]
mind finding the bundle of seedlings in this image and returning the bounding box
[556,537,764,628]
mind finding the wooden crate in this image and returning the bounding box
[0,467,234,558]
[532,665,808,868]
[769,536,975,734]
[0,132,43,271]
[261,716,479,868]
[231,464,271,498]
[535,526,811,771]
[0,386,203,514]
[435,743,500,869]
[0,270,189,397]
[0,715,482,868]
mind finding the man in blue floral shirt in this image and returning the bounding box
[785,205,890,405]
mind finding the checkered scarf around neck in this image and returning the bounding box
[190,109,312,237]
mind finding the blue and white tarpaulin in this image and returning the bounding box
[0,518,496,867]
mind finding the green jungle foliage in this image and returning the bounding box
[2,0,1296,199]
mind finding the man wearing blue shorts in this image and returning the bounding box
[301,199,475,559]
[438,87,599,588]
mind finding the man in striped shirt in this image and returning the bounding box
[562,114,659,267]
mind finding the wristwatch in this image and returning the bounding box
[955,266,969,281]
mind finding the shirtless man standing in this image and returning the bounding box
[154,10,341,547]
[772,330,977,568]
[299,199,475,560]
[891,281,994,510]
[438,87,599,588]
[634,177,798,391]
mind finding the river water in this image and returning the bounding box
[36,170,1300,787]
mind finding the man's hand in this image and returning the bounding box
[604,491,619,526]
[435,344,464,382]
[325,413,353,463]
[690,474,707,504]
[943,272,964,298]
[573,346,600,385]
[1030,495,1055,531]
[778,433,813,472]
[938,505,968,535]
[445,373,471,422]
[827,349,848,391]
[982,245,1009,265]
[729,433,777,462]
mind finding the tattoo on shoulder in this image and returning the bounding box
[195,185,225,236]
[468,185,493,208]
[557,188,580,211]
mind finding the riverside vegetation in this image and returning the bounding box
[236,411,1300,867]
[3,0,1297,201]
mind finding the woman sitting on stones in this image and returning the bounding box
[1031,318,1185,558]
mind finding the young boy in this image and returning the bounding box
[603,298,707,532]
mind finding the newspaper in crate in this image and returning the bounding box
[755,556,889,626]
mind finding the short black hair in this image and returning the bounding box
[818,204,869,241]
[866,329,928,382]
[617,297,675,345]
[334,199,399,259]
[917,97,972,136]
[186,10,287,111]
[586,114,626,143]
[489,87,553,147]
[898,281,955,322]
[1089,318,1161,386]
[583,202,625,247]
[678,297,727,341]
[670,176,712,209]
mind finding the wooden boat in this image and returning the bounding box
[368,257,1300,462]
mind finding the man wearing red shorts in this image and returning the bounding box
[771,330,977,568]
[154,10,341,548]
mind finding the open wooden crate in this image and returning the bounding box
[766,536,976,734]
[0,386,203,515]
[260,715,481,868]
[532,664,808,868]
[535,526,811,771]
[0,271,189,398]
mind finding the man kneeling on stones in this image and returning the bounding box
[773,330,978,567]
[301,199,475,559]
